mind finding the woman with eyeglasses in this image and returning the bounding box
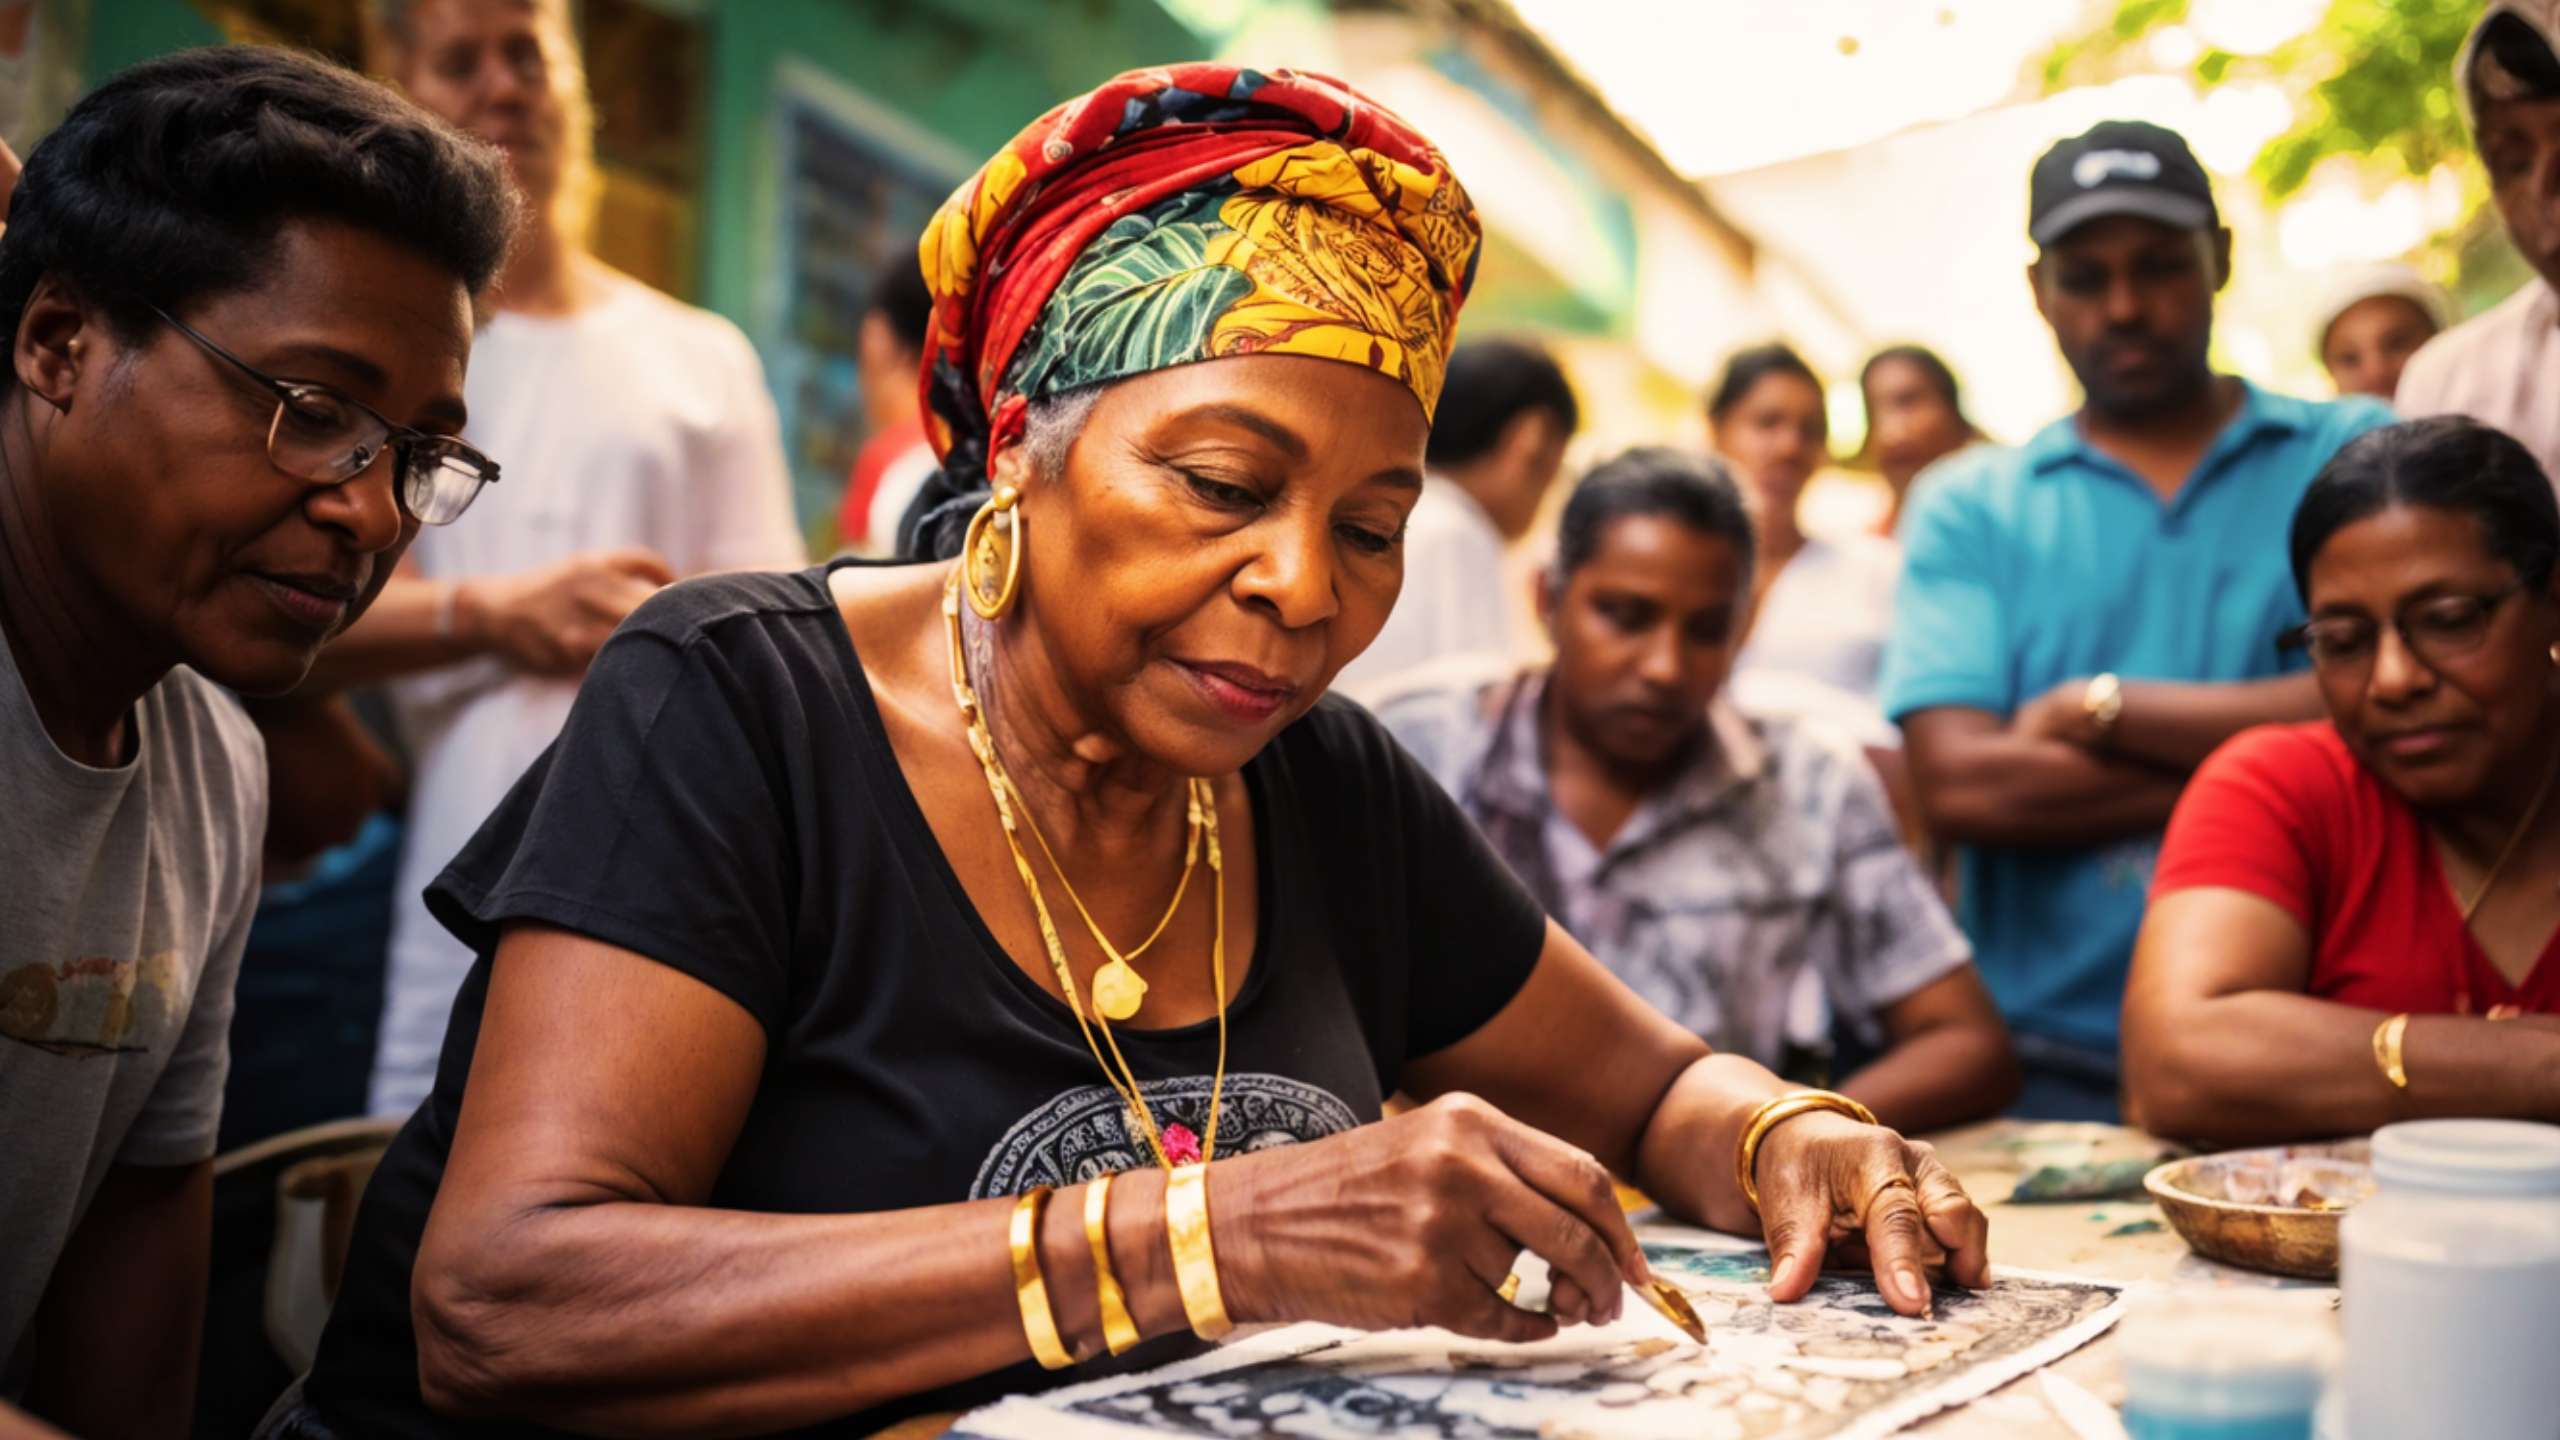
[2125,417,2560,1144]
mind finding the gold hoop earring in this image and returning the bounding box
[962,485,1024,620]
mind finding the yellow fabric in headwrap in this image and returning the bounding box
[914,64,1481,488]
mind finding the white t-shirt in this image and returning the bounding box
[372,274,804,1116]
[1335,478,1526,702]
[2397,278,2560,491]
[1731,533,1902,749]
[0,628,263,1385]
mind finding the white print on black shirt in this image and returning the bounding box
[970,1073,1358,1199]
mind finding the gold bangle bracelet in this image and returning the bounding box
[1008,1186,1074,1370]
[1735,1089,1880,1212]
[1084,1173,1141,1356]
[1164,1162,1233,1340]
[2373,1012,2412,1090]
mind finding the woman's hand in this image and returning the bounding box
[1213,1093,1652,1342]
[1751,1111,1990,1313]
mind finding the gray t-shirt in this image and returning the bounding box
[0,623,264,1386]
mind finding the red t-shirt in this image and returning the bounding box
[2153,721,2560,1016]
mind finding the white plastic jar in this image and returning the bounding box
[2339,1118,2560,1440]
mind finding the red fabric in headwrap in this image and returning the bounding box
[913,63,1481,494]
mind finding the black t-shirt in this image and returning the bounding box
[304,563,1547,1437]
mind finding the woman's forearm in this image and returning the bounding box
[415,1168,1188,1437]
[1631,1052,1793,1235]
[2124,992,2560,1145]
[1841,1023,2020,1136]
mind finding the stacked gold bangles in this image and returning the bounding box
[1009,1163,1232,1369]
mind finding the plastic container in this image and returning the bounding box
[2120,1289,2335,1440]
[2339,1118,2560,1440]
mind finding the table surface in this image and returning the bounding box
[880,1120,2329,1439]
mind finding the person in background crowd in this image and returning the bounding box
[842,258,936,557]
[2128,419,2560,1142]
[279,64,1985,1440]
[1716,343,1900,750]
[0,46,512,1436]
[1857,343,1983,533]
[1377,449,2016,1133]
[313,0,806,1118]
[2313,263,2446,403]
[2397,2,2560,482]
[1884,119,2392,1120]
[1333,336,1576,697]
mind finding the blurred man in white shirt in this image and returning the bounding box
[2397,2,2560,482]
[325,0,805,1114]
[1336,337,1575,700]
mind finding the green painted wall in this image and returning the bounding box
[85,0,221,82]
[696,0,1209,331]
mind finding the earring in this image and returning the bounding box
[2548,642,2559,668]
[962,484,1024,620]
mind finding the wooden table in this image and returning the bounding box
[884,1120,2324,1438]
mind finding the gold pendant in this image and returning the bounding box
[1092,960,1147,1020]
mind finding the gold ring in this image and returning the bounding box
[1495,1273,1523,1305]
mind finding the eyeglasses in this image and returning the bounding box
[150,305,499,526]
[2277,585,2524,672]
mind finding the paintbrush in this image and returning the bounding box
[1636,1278,1709,1343]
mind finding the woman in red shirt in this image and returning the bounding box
[2127,416,2560,1143]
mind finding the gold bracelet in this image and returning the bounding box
[1084,1173,1141,1356]
[1163,1162,1233,1340]
[2373,1012,2411,1090]
[1734,1089,1880,1212]
[1008,1186,1074,1370]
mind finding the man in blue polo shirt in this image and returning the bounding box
[1882,120,2391,1120]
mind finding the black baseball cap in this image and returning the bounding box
[2028,120,2219,247]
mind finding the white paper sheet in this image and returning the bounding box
[957,1226,2126,1440]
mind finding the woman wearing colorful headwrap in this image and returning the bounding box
[281,66,1987,1438]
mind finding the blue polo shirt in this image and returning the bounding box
[1880,382,2390,1053]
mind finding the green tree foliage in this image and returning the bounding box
[2039,0,2522,308]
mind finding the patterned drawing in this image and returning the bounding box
[956,1229,2124,1440]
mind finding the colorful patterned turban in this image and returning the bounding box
[903,63,1480,550]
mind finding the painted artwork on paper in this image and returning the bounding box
[956,1229,2124,1440]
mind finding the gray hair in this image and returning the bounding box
[907,383,1108,560]
[1021,384,1104,483]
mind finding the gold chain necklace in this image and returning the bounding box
[942,572,1228,1168]
[2458,735,2560,924]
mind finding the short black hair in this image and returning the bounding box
[1427,337,1578,469]
[2289,416,2560,600]
[1707,342,1820,423]
[869,255,934,356]
[0,45,516,365]
[1554,445,1755,589]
